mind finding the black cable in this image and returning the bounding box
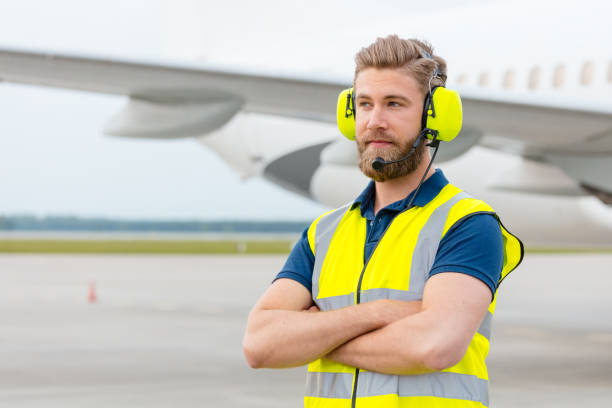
[406,137,441,209]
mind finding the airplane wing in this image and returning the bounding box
[0,47,343,138]
[455,88,612,203]
[1,47,611,202]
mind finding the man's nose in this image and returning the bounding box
[366,106,388,130]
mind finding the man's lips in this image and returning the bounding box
[367,140,393,148]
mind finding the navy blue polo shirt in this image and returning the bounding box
[275,169,503,297]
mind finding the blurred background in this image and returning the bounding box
[0,1,610,407]
[0,0,331,220]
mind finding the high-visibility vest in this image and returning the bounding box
[304,183,523,408]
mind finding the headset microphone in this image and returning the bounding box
[371,158,388,171]
[371,130,428,171]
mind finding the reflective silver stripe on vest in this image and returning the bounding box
[400,372,489,405]
[407,191,471,297]
[360,287,422,303]
[477,311,493,340]
[317,293,354,311]
[311,203,352,301]
[305,372,354,399]
[306,371,489,406]
[317,288,422,311]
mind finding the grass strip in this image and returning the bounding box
[0,240,294,254]
[1,240,611,255]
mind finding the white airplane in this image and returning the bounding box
[1,0,611,248]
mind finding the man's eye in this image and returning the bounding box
[389,101,401,107]
[359,101,371,107]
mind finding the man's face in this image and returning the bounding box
[354,68,426,182]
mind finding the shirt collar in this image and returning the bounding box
[352,168,449,220]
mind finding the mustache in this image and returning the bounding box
[360,132,396,144]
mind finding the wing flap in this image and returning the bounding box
[104,95,244,138]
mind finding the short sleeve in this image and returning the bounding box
[273,227,315,293]
[429,213,503,298]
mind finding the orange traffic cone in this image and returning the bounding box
[88,281,97,304]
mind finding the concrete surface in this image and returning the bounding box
[0,253,609,407]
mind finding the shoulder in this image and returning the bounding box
[444,212,502,244]
[441,186,497,239]
[306,202,354,255]
[429,184,504,297]
[431,212,503,298]
[274,227,314,292]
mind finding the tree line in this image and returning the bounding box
[0,215,309,233]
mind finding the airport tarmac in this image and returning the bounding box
[0,253,610,407]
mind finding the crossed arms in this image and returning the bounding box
[243,272,491,375]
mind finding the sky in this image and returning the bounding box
[0,0,336,221]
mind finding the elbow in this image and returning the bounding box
[242,335,266,369]
[243,310,270,369]
[244,351,264,369]
[422,350,462,372]
[243,344,261,369]
[418,341,464,372]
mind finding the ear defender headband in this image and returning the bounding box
[336,50,463,143]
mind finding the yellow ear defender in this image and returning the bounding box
[421,86,463,142]
[337,88,357,140]
[336,66,463,143]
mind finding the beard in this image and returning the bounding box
[357,131,427,182]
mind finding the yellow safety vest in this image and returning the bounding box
[304,183,523,408]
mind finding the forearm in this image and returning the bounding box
[326,274,494,375]
[326,310,450,375]
[244,302,384,369]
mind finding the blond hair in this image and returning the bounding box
[354,35,447,96]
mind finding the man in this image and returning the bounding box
[243,35,523,407]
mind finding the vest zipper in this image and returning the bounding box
[351,213,396,408]
[351,262,367,408]
[351,208,416,407]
